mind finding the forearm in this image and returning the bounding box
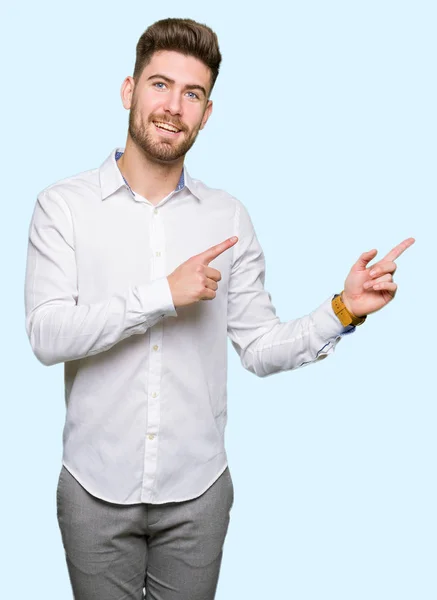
[25,277,176,366]
[235,295,353,378]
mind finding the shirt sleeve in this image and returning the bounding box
[226,200,356,378]
[24,189,177,367]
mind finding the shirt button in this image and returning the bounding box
[148,434,155,440]
[153,345,159,351]
[151,392,158,398]
[155,251,161,257]
[154,208,158,215]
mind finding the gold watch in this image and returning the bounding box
[332,292,367,327]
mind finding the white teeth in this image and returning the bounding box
[154,121,180,133]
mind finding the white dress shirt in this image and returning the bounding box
[24,147,355,504]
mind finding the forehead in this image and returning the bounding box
[140,50,211,88]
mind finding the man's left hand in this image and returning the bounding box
[342,237,415,318]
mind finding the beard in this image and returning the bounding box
[128,97,202,162]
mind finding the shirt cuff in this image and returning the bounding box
[310,294,357,340]
[154,276,178,319]
[137,276,178,328]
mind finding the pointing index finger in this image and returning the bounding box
[382,237,415,262]
[200,236,238,265]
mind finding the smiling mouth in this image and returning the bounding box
[153,121,182,135]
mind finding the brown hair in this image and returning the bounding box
[133,18,222,97]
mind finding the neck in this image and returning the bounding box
[117,136,184,205]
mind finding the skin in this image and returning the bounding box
[342,237,415,317]
[116,49,415,315]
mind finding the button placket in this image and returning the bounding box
[141,204,167,501]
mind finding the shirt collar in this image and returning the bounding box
[99,147,202,201]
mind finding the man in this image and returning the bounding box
[24,17,414,600]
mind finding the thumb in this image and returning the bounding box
[355,248,378,269]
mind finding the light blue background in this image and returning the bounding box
[2,1,435,598]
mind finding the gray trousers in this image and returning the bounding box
[56,465,234,600]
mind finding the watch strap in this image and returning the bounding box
[332,292,367,327]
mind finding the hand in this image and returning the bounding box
[342,237,415,317]
[167,236,239,308]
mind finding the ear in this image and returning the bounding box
[120,76,135,110]
[199,100,213,130]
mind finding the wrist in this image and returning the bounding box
[341,292,367,319]
[341,292,355,316]
[332,291,367,327]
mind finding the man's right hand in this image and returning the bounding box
[167,236,239,308]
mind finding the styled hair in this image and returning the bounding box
[133,18,222,96]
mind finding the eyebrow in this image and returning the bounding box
[146,73,207,98]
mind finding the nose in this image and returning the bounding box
[162,89,182,116]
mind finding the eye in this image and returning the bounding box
[186,91,199,100]
[154,82,166,90]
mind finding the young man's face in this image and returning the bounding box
[122,50,213,162]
